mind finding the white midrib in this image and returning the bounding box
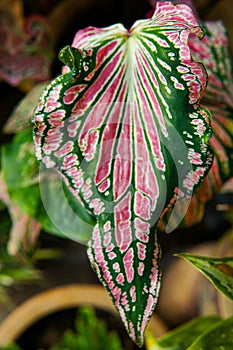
[125,33,137,103]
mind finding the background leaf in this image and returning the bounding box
[176,253,233,300]
[0,10,54,87]
[3,82,48,134]
[1,128,40,217]
[48,306,124,350]
[1,127,95,246]
[157,315,221,350]
[187,316,233,350]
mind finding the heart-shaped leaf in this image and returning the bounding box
[32,2,213,345]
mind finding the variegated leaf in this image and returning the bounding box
[190,21,233,108]
[148,0,198,19]
[188,21,233,225]
[32,2,213,345]
[191,21,233,195]
[158,20,233,230]
[0,15,54,86]
[176,253,233,301]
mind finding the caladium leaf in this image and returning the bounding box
[191,21,233,189]
[185,21,233,225]
[0,15,54,86]
[148,0,198,19]
[32,2,213,345]
[190,21,233,108]
[158,20,233,230]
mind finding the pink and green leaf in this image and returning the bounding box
[190,21,233,188]
[0,15,54,86]
[32,2,212,345]
[186,21,233,226]
[158,20,233,229]
[148,0,198,18]
[189,21,233,108]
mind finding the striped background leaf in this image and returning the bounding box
[32,3,212,345]
[176,253,233,300]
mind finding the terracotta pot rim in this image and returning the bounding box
[0,283,167,346]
